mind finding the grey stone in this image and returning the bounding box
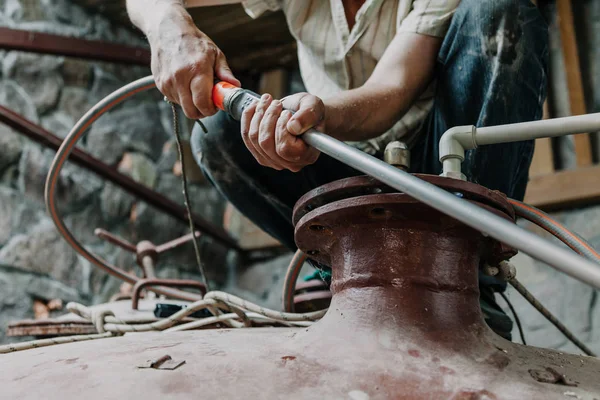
[100,182,136,223]
[0,264,84,344]
[155,173,224,227]
[0,79,38,123]
[0,186,45,246]
[2,52,64,114]
[18,144,103,208]
[61,60,92,88]
[57,87,90,122]
[0,124,23,172]
[86,102,168,163]
[99,152,156,223]
[41,111,74,139]
[0,219,83,287]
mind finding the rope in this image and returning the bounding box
[0,290,327,354]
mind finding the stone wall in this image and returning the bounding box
[0,0,229,343]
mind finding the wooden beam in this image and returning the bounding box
[259,69,288,99]
[556,0,593,167]
[524,164,600,210]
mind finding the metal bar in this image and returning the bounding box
[475,112,600,146]
[0,27,150,65]
[131,278,207,310]
[0,105,240,251]
[301,130,600,290]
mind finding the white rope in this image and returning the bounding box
[0,291,327,354]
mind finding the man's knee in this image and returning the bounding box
[448,0,547,65]
[191,111,241,168]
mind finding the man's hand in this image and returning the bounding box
[240,92,323,172]
[147,10,240,119]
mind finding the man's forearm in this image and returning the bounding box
[126,0,190,39]
[322,32,441,142]
[323,84,418,142]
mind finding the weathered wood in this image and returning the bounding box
[71,1,297,74]
[259,69,288,98]
[524,165,600,210]
[556,0,593,167]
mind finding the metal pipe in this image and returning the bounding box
[301,129,600,289]
[0,27,151,65]
[476,112,600,145]
[439,113,600,176]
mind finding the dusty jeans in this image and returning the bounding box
[191,0,549,340]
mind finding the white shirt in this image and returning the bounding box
[241,0,460,156]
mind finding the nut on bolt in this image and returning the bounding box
[384,141,410,170]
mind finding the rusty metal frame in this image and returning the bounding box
[0,105,241,251]
[0,27,150,65]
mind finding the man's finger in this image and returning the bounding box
[240,101,270,167]
[214,52,241,87]
[275,110,306,163]
[178,91,203,119]
[259,100,286,166]
[286,96,325,135]
[249,94,279,169]
[191,74,217,117]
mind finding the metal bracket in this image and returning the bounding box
[137,355,186,370]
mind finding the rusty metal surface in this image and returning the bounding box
[131,279,207,310]
[0,27,151,65]
[0,105,240,250]
[2,175,599,399]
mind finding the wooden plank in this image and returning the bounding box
[529,102,555,177]
[259,69,288,99]
[556,0,593,167]
[524,164,600,210]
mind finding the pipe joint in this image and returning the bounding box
[439,125,477,180]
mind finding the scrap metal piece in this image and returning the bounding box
[137,355,185,370]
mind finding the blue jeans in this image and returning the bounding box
[192,0,548,339]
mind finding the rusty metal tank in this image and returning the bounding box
[2,175,599,400]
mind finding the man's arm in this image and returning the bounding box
[321,32,441,142]
[240,31,441,172]
[126,0,241,119]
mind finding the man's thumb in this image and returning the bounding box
[214,53,241,87]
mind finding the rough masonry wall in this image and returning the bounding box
[0,0,227,343]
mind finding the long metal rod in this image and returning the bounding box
[302,130,600,289]
[476,112,600,145]
[0,27,151,65]
[0,105,240,251]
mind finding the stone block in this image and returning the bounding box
[57,87,90,121]
[0,79,38,123]
[86,102,168,163]
[0,219,83,288]
[0,264,84,344]
[17,144,103,208]
[0,185,45,246]
[41,111,74,139]
[0,124,23,173]
[2,52,64,114]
